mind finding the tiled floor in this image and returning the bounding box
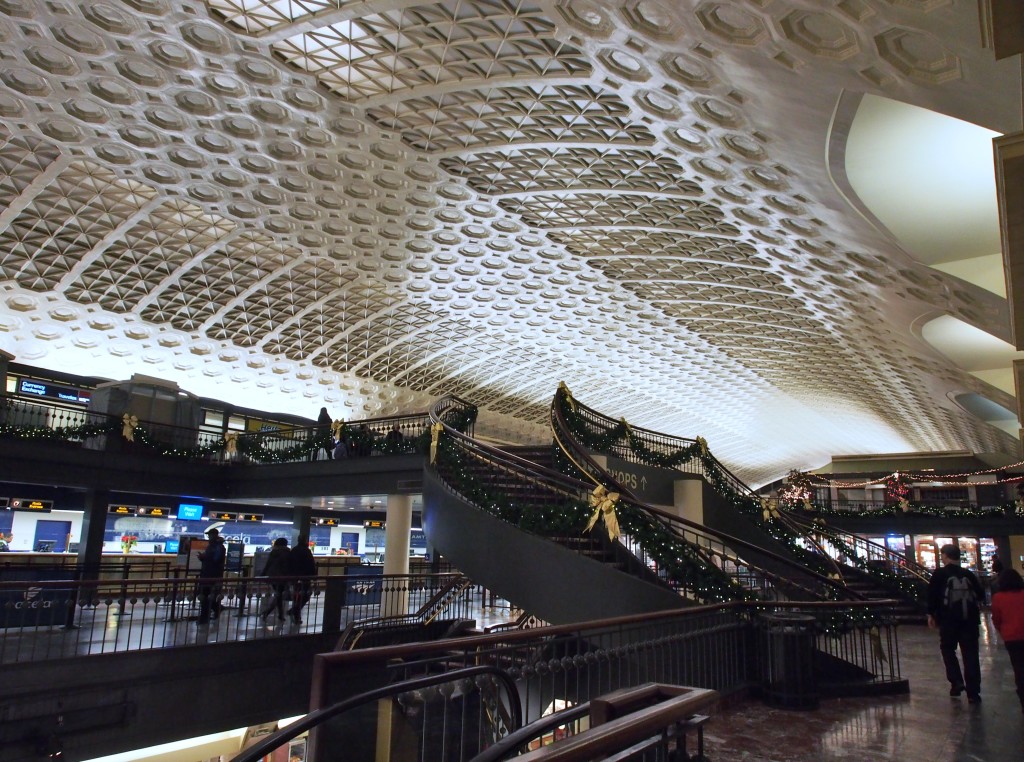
[705,615,1024,761]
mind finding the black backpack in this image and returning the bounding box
[942,572,979,622]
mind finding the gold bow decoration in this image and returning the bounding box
[121,413,138,442]
[331,419,344,439]
[224,431,238,455]
[828,572,843,581]
[429,422,444,464]
[898,498,910,513]
[695,436,709,457]
[585,485,621,541]
[761,498,779,522]
[558,381,576,412]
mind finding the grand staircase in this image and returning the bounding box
[422,397,861,626]
[549,383,928,617]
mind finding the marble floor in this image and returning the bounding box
[704,615,1023,762]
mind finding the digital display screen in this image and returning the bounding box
[176,503,203,521]
[18,379,91,405]
[164,539,180,554]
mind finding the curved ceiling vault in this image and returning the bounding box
[0,0,1021,487]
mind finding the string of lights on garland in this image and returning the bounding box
[430,429,748,604]
[787,468,1023,518]
[805,458,1024,489]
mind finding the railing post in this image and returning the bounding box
[322,575,348,633]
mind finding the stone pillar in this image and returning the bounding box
[293,505,312,548]
[673,479,704,525]
[76,488,111,580]
[382,495,412,616]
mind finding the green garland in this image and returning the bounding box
[554,387,915,600]
[0,403,478,464]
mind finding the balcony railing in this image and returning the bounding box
[0,393,474,464]
[0,571,505,664]
[302,599,905,761]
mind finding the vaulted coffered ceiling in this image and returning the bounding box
[0,0,1020,486]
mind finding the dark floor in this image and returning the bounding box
[705,616,1024,761]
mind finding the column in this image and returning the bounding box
[292,504,312,548]
[76,488,111,580]
[382,494,412,617]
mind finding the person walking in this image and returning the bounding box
[260,537,291,624]
[197,528,226,624]
[927,543,985,704]
[991,568,1024,714]
[287,541,316,624]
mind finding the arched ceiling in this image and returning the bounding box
[0,0,1021,487]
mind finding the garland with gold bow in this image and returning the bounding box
[121,413,138,442]
[585,484,621,541]
[429,422,444,464]
[331,419,344,439]
[695,436,709,457]
[761,498,780,522]
[558,381,576,412]
[224,431,238,455]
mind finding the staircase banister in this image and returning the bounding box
[551,405,859,601]
[552,386,755,497]
[784,511,932,584]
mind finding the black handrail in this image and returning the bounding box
[229,665,522,762]
[470,702,591,762]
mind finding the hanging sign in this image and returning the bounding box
[11,499,53,513]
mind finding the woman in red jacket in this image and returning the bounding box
[992,568,1024,713]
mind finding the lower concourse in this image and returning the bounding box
[708,619,1024,762]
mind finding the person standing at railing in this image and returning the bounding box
[927,543,984,705]
[260,537,291,624]
[287,541,316,625]
[197,528,226,625]
[312,407,333,461]
[991,568,1024,714]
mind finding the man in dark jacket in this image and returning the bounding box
[197,528,226,624]
[287,542,317,624]
[927,544,984,703]
[260,537,291,624]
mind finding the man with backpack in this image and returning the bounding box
[927,544,985,704]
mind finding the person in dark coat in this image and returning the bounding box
[260,537,291,623]
[927,544,985,704]
[310,406,333,461]
[287,542,317,624]
[197,528,226,624]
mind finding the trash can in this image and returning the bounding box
[759,612,818,710]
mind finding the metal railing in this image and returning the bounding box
[810,498,1013,516]
[304,599,904,761]
[232,665,523,762]
[0,571,502,664]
